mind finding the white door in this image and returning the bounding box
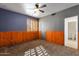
[64,16,78,49]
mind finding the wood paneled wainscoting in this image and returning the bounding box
[0,31,40,47]
[46,31,64,45]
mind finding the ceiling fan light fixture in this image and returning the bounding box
[34,8,39,11]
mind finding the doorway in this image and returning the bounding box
[64,16,78,49]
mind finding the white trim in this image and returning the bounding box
[64,16,78,49]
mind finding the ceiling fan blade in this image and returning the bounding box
[39,10,44,13]
[40,4,46,8]
[35,3,39,8]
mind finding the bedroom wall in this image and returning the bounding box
[39,5,79,45]
[0,8,27,31]
[0,8,39,47]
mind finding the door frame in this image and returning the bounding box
[64,16,78,49]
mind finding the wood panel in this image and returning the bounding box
[36,31,41,39]
[0,31,40,47]
[46,31,64,45]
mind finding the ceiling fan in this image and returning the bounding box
[27,3,47,13]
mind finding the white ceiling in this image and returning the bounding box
[0,3,79,18]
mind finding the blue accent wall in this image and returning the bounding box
[0,8,28,31]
